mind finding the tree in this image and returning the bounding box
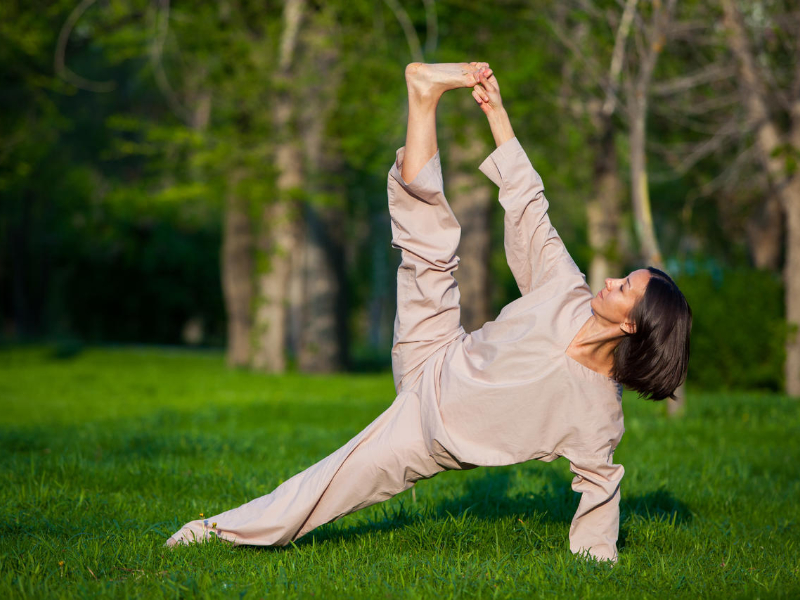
[624,0,677,271]
[292,3,347,371]
[720,0,800,396]
[250,0,305,372]
[552,0,639,292]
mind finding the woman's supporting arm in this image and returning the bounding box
[566,455,625,563]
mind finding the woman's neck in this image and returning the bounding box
[566,314,625,378]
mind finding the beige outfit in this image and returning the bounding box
[167,138,625,562]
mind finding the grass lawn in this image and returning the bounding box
[1,345,798,599]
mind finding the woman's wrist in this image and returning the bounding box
[487,108,515,147]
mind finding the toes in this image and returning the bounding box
[468,62,488,83]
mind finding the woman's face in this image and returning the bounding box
[591,268,652,331]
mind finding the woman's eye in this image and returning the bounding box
[619,285,623,292]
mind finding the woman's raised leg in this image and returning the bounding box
[165,64,489,548]
[389,63,489,390]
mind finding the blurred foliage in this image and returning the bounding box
[0,0,791,389]
[678,268,786,391]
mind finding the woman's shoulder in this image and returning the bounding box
[558,376,625,458]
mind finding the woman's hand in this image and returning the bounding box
[471,68,503,115]
[471,68,515,147]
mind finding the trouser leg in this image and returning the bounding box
[294,390,446,538]
[388,145,465,393]
[166,391,448,547]
[389,66,467,393]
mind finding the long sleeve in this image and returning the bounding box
[566,453,625,563]
[478,137,582,296]
[388,148,465,392]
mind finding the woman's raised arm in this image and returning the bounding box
[474,70,584,296]
[472,69,515,148]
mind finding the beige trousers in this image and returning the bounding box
[167,148,466,547]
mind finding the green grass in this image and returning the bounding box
[1,345,798,599]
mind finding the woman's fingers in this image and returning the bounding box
[479,70,495,93]
[473,86,486,102]
[485,71,500,93]
[472,88,491,114]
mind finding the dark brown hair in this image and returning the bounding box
[611,267,692,400]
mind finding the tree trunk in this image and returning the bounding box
[786,74,800,396]
[587,116,623,292]
[184,86,212,347]
[629,102,663,268]
[252,174,301,372]
[721,0,800,396]
[289,6,343,372]
[784,177,800,396]
[251,0,305,372]
[222,170,254,366]
[446,120,492,333]
[746,195,783,270]
[296,205,342,371]
[721,0,786,275]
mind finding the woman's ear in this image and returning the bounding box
[621,321,637,335]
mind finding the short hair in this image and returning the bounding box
[611,267,692,401]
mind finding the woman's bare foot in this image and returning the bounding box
[400,62,490,182]
[405,62,490,104]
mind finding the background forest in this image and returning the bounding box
[2,0,799,396]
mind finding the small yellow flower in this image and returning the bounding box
[212,523,217,528]
[58,561,64,567]
[199,513,204,518]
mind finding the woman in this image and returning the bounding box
[166,63,692,562]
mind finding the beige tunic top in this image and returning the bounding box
[389,137,625,562]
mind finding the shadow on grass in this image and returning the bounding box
[285,467,693,551]
[1,404,691,553]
